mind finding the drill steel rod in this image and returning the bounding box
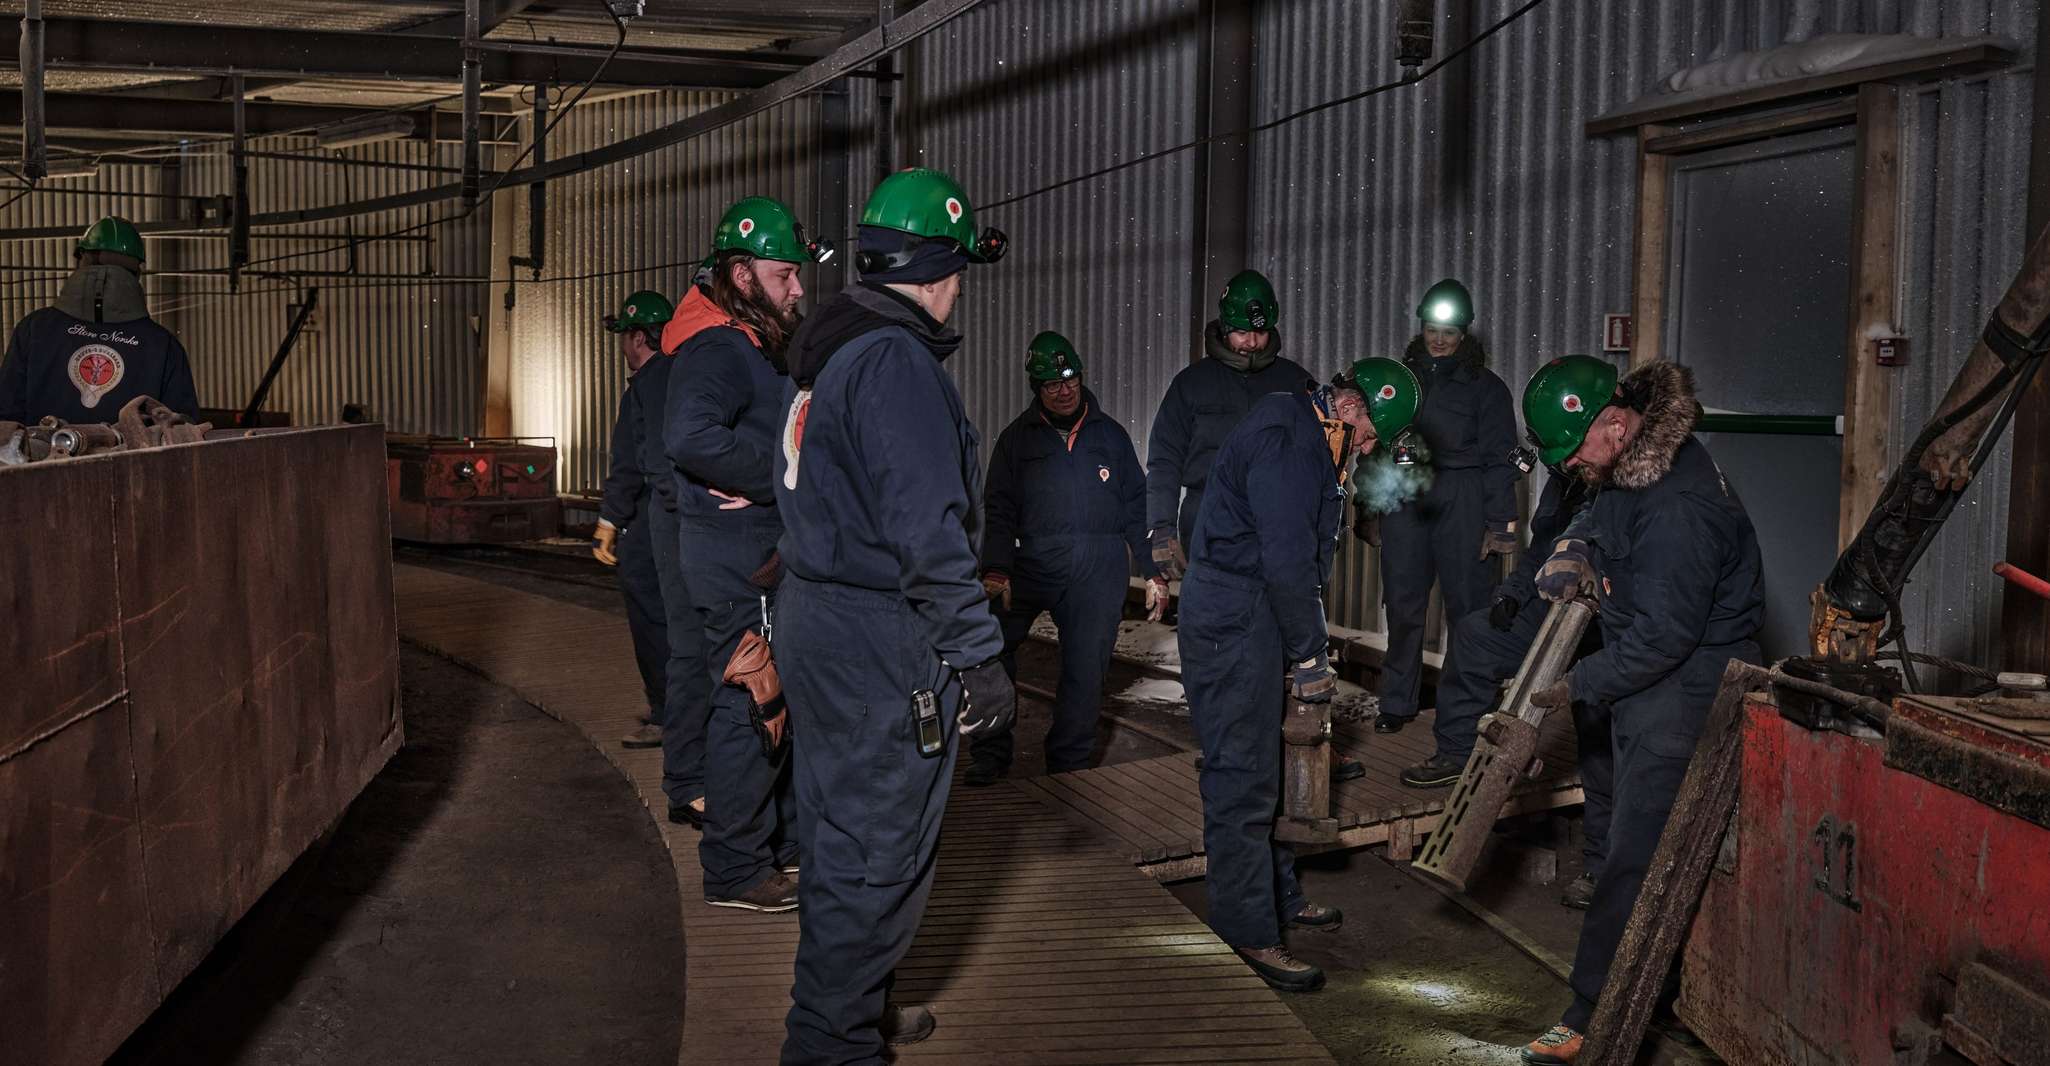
[1412,599,1595,890]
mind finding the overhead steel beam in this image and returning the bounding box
[12,17,790,90]
[396,0,545,39]
[0,0,992,243]
[0,91,518,141]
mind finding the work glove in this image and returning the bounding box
[1144,576,1172,622]
[1291,653,1337,704]
[1480,520,1519,561]
[1529,676,1573,715]
[981,571,1013,613]
[1535,539,1598,604]
[1150,528,1188,581]
[592,520,619,566]
[1353,508,1381,547]
[724,629,786,755]
[1488,594,1523,631]
[957,660,1017,738]
[749,550,784,590]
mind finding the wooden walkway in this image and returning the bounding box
[392,564,1333,1065]
[1020,710,1585,881]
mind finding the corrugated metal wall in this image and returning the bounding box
[905,0,1203,457]
[168,137,489,435]
[509,89,825,494]
[901,0,2035,663]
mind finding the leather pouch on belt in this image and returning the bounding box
[724,629,787,757]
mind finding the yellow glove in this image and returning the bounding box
[1145,577,1172,622]
[592,520,619,566]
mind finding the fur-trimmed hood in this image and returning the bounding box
[1611,360,1701,491]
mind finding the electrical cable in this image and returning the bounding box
[46,1,1547,296]
[979,0,1549,213]
[233,0,627,274]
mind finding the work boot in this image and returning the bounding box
[1288,901,1343,931]
[1560,874,1596,910]
[1521,1024,1584,1064]
[620,722,663,749]
[1331,758,1365,782]
[1236,946,1325,993]
[1374,713,1413,735]
[964,760,1006,787]
[880,1004,936,1046]
[1400,754,1464,789]
[706,872,799,913]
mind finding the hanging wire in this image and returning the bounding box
[233,0,629,273]
[980,0,1550,212]
[51,0,1550,296]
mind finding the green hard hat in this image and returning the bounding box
[78,216,145,262]
[1219,270,1279,332]
[713,196,830,264]
[860,168,1008,263]
[603,290,674,334]
[1342,357,1422,439]
[1025,331,1084,384]
[1523,355,1620,466]
[1417,278,1474,329]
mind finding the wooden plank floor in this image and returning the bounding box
[1019,707,1585,881]
[392,564,1333,1065]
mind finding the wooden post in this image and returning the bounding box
[1580,661,1767,1066]
[481,147,518,438]
[1841,84,1902,550]
[1630,126,1673,368]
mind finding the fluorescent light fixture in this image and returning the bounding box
[42,157,100,180]
[317,114,416,150]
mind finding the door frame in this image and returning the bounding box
[1627,88,1897,551]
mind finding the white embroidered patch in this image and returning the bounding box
[781,390,811,491]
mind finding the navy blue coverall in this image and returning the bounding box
[666,306,797,899]
[1145,344,1311,547]
[774,284,1002,1066]
[1377,346,1519,721]
[634,349,714,810]
[0,308,199,423]
[1559,434,1762,1031]
[598,362,668,719]
[976,387,1154,774]
[1430,472,1614,878]
[1180,390,1343,951]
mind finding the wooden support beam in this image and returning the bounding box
[1580,662,1764,1066]
[2002,0,2050,675]
[1841,84,1902,550]
[1630,126,1674,368]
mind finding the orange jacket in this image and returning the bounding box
[660,285,760,355]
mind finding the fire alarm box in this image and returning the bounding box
[1873,336,1909,366]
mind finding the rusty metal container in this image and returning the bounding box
[1678,695,2050,1064]
[385,434,561,544]
[0,425,403,1066]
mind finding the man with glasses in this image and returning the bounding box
[970,330,1154,785]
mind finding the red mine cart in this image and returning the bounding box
[1680,692,2050,1065]
[385,435,561,544]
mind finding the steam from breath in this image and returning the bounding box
[1350,449,1435,515]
